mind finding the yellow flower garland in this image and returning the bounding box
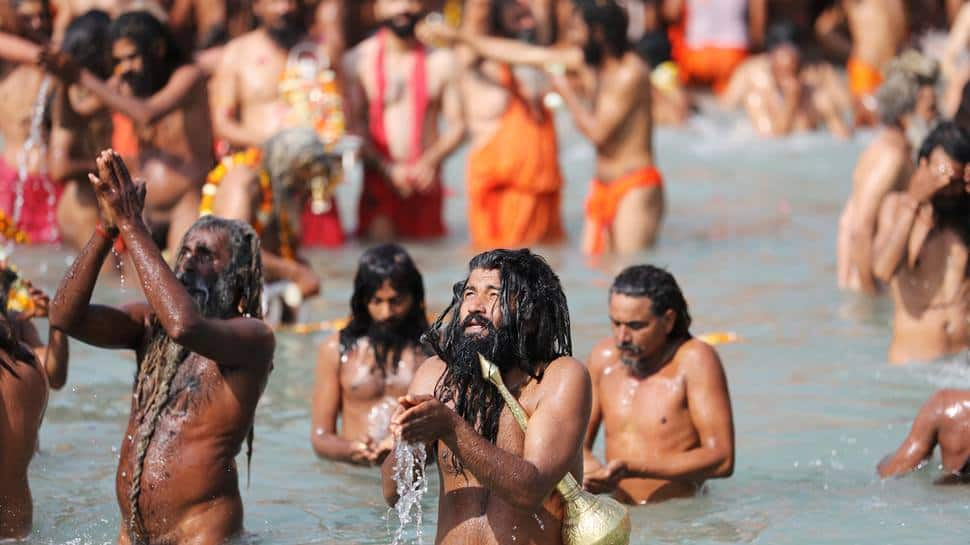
[0,210,29,244]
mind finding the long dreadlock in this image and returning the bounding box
[127,216,263,543]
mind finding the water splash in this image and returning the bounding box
[14,76,57,231]
[390,440,428,545]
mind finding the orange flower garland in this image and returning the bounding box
[200,149,295,260]
[0,210,29,244]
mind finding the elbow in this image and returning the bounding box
[48,370,67,391]
[714,452,735,478]
[48,305,74,333]
[167,316,203,345]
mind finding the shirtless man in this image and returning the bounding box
[872,122,970,364]
[582,265,734,504]
[311,243,429,464]
[50,151,274,545]
[381,249,591,545]
[344,0,463,241]
[43,11,214,254]
[0,0,61,244]
[838,54,939,294]
[426,0,661,254]
[815,0,907,125]
[879,388,970,482]
[721,26,851,138]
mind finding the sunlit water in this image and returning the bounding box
[389,441,428,545]
[11,111,970,544]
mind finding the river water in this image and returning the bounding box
[15,112,970,544]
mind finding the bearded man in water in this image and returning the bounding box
[382,249,591,545]
[873,122,970,364]
[311,243,430,464]
[42,11,214,254]
[424,0,661,254]
[583,265,734,504]
[50,150,274,545]
[879,388,970,483]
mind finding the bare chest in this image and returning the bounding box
[339,343,422,402]
[600,366,690,435]
[0,67,45,145]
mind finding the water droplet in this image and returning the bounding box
[390,440,428,545]
[532,513,545,531]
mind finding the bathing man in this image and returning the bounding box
[583,265,734,504]
[872,122,970,364]
[879,388,970,482]
[423,0,662,254]
[382,249,592,545]
[50,151,274,545]
[311,243,430,465]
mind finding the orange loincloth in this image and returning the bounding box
[585,166,663,255]
[847,57,883,98]
[0,157,61,243]
[678,46,747,94]
[357,29,445,240]
[466,66,564,249]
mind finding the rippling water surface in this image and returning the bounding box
[17,114,970,544]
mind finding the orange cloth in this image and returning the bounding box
[111,112,139,159]
[678,47,747,94]
[585,166,663,255]
[847,57,883,98]
[466,66,564,249]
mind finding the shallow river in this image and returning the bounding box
[15,113,970,544]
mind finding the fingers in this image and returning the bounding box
[397,394,433,409]
[110,150,133,185]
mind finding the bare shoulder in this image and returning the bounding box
[677,339,727,378]
[587,337,617,377]
[428,47,457,72]
[540,356,592,398]
[410,355,446,395]
[317,331,341,361]
[343,38,374,75]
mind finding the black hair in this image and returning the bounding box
[634,31,671,67]
[611,265,692,339]
[426,249,572,447]
[339,244,428,373]
[572,0,631,59]
[109,11,187,92]
[954,81,970,131]
[0,268,37,373]
[765,21,799,51]
[917,121,970,164]
[62,10,112,79]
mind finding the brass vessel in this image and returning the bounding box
[478,355,632,545]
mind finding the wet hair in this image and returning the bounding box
[109,11,187,93]
[634,31,672,67]
[765,21,798,51]
[127,216,263,542]
[426,249,572,449]
[62,10,112,79]
[262,127,328,195]
[917,121,970,164]
[572,0,631,59]
[0,268,36,374]
[876,71,921,126]
[611,265,692,340]
[339,244,428,374]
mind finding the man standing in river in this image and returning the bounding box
[382,249,591,545]
[50,150,274,545]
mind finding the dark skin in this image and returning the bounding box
[380,268,592,545]
[48,151,274,545]
[879,388,970,482]
[311,280,421,465]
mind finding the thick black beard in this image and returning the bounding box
[266,17,306,50]
[366,318,411,375]
[382,13,420,40]
[178,271,236,319]
[121,71,158,98]
[933,193,970,245]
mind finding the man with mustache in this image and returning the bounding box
[422,0,662,254]
[311,243,430,465]
[381,248,591,545]
[41,10,214,255]
[837,51,939,294]
[50,150,274,545]
[583,265,734,504]
[344,0,464,241]
[873,122,970,364]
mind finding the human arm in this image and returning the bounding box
[719,62,750,111]
[871,194,922,283]
[849,148,907,293]
[814,4,851,62]
[70,64,205,127]
[943,4,970,79]
[95,151,275,368]
[392,357,593,512]
[877,392,942,477]
[48,87,99,182]
[410,54,466,192]
[582,346,607,479]
[15,282,70,390]
[420,20,582,71]
[0,32,41,64]
[748,0,767,51]
[209,44,264,148]
[552,66,640,148]
[615,344,735,482]
[311,335,381,464]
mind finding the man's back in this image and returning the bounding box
[0,349,48,539]
[845,0,906,67]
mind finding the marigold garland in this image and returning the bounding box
[0,210,29,244]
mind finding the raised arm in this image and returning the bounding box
[878,391,942,477]
[553,63,640,147]
[623,343,734,481]
[311,335,375,464]
[849,148,907,293]
[0,31,41,64]
[394,357,592,512]
[73,64,204,127]
[942,4,970,80]
[814,4,851,62]
[95,151,274,368]
[420,20,582,71]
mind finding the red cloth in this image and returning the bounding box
[0,158,61,244]
[300,199,345,248]
[357,29,445,239]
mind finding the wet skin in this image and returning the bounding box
[380,268,592,545]
[583,294,735,504]
[879,389,970,480]
[49,152,273,545]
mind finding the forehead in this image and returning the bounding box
[466,268,501,288]
[113,37,138,52]
[373,279,403,297]
[183,228,230,254]
[15,0,44,14]
[930,147,965,166]
[609,293,655,318]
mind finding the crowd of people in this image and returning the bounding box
[4,0,970,544]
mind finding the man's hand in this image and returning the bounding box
[416,18,459,47]
[88,150,147,228]
[583,459,627,495]
[348,440,376,466]
[386,163,414,198]
[908,162,954,204]
[38,46,80,84]
[408,157,437,194]
[391,394,457,445]
[22,281,49,320]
